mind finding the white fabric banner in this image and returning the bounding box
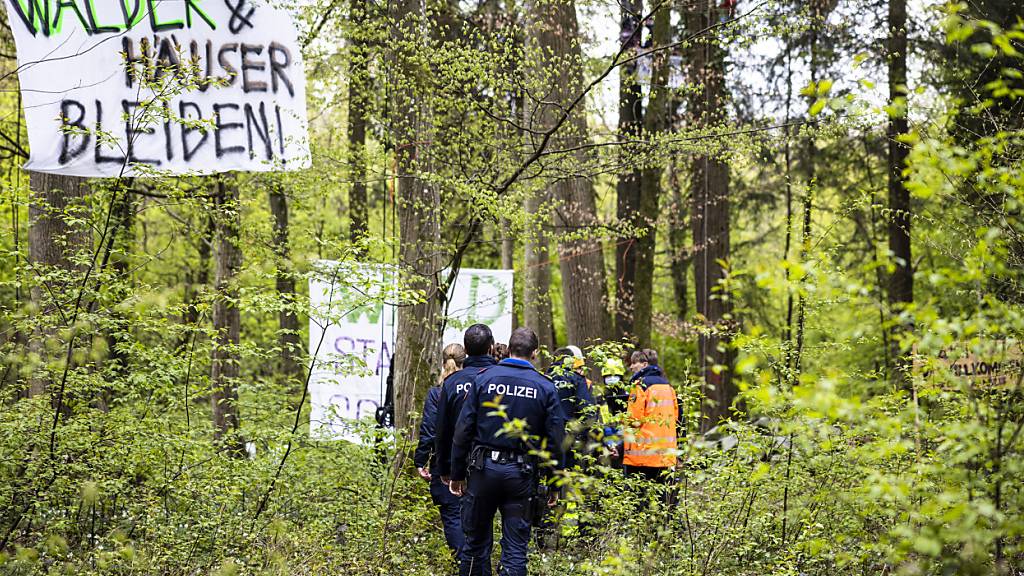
[308,263,514,440]
[3,0,310,176]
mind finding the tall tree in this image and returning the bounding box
[524,0,611,351]
[633,3,672,348]
[268,181,303,384]
[614,0,644,340]
[685,0,735,430]
[792,0,827,380]
[347,0,370,246]
[500,220,514,271]
[522,195,555,355]
[181,213,213,351]
[210,179,243,452]
[390,0,443,431]
[668,152,690,323]
[886,0,911,311]
[26,173,90,397]
[936,0,1024,304]
[99,185,137,409]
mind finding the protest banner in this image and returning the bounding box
[2,0,310,176]
[308,263,514,440]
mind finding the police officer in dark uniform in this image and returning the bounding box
[435,324,498,573]
[414,341,468,560]
[449,327,565,576]
[435,324,498,484]
[548,346,596,469]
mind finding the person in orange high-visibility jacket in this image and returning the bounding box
[622,350,678,483]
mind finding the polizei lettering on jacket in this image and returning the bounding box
[486,383,537,399]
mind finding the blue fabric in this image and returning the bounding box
[429,475,465,557]
[547,366,594,423]
[414,386,442,474]
[460,460,534,576]
[451,361,565,482]
[435,355,498,477]
[501,358,533,368]
[547,365,596,469]
[631,364,669,389]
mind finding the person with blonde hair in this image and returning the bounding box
[440,342,467,383]
[414,342,468,560]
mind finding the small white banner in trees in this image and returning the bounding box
[308,263,514,441]
[3,0,310,176]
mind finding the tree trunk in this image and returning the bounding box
[500,218,514,271]
[522,192,554,355]
[524,0,611,352]
[668,153,690,323]
[347,0,370,247]
[685,0,735,431]
[27,173,90,397]
[614,0,643,341]
[633,3,672,348]
[100,185,136,410]
[782,35,796,374]
[269,182,303,385]
[391,0,443,432]
[793,0,823,381]
[887,0,912,310]
[181,214,213,351]
[211,179,243,452]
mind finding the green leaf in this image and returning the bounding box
[809,98,827,116]
[971,42,996,58]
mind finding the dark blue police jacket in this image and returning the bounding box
[435,355,497,477]
[413,385,442,474]
[631,364,669,389]
[547,366,594,423]
[450,358,566,482]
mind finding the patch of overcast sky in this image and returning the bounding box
[576,0,937,137]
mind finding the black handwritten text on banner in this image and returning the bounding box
[3,0,310,176]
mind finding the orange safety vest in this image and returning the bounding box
[623,374,678,468]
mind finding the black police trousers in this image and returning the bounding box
[460,459,534,576]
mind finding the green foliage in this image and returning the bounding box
[0,1,1023,575]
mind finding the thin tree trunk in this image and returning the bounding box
[524,0,611,353]
[614,0,643,341]
[523,192,554,356]
[887,0,912,376]
[269,182,303,384]
[391,0,443,432]
[347,0,370,246]
[100,185,136,410]
[181,214,213,351]
[500,219,514,271]
[211,179,243,452]
[633,3,672,348]
[27,173,90,397]
[685,0,735,431]
[782,36,796,375]
[499,217,517,331]
[668,152,690,323]
[793,0,822,381]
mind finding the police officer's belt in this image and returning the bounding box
[484,449,526,464]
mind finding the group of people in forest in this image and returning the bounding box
[413,323,680,576]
